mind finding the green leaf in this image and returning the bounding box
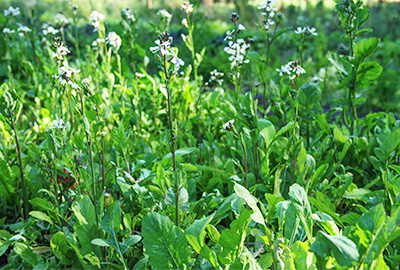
[142,212,193,270]
[333,126,347,144]
[29,198,53,211]
[163,147,198,160]
[233,182,265,225]
[291,241,311,270]
[91,238,112,247]
[71,195,98,256]
[100,202,121,237]
[185,213,215,254]
[0,158,15,199]
[356,61,382,88]
[355,37,380,65]
[298,82,321,108]
[29,211,53,225]
[310,231,359,268]
[219,209,251,265]
[259,120,276,147]
[14,242,38,266]
[50,232,75,265]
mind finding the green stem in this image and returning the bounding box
[163,55,179,226]
[10,109,29,221]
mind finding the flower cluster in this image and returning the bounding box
[276,60,306,80]
[55,12,68,25]
[181,1,194,15]
[89,10,105,32]
[55,63,80,87]
[106,32,122,51]
[209,69,224,86]
[122,8,136,23]
[3,28,15,35]
[258,0,278,30]
[224,38,251,72]
[294,26,318,36]
[42,23,59,36]
[52,37,80,89]
[158,9,171,19]
[150,31,184,73]
[17,25,31,37]
[3,6,20,16]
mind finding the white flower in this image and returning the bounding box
[222,119,235,130]
[277,60,306,80]
[210,69,224,85]
[157,9,171,19]
[181,1,194,14]
[258,0,277,10]
[135,72,145,78]
[150,38,172,56]
[89,10,105,22]
[182,18,188,28]
[55,12,68,25]
[276,64,290,76]
[4,6,20,16]
[91,38,104,49]
[293,65,306,76]
[42,25,59,36]
[224,39,250,70]
[55,62,80,86]
[307,26,318,36]
[17,26,31,33]
[294,27,306,34]
[52,44,70,60]
[3,28,15,35]
[170,49,185,72]
[51,119,64,129]
[122,8,135,22]
[89,10,105,31]
[17,25,31,37]
[238,24,245,31]
[106,32,122,50]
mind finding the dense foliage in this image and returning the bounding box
[0,0,400,269]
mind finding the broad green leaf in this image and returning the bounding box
[234,182,265,225]
[50,232,75,265]
[206,224,220,243]
[91,238,112,247]
[185,213,215,254]
[259,120,276,147]
[265,193,284,221]
[291,241,310,270]
[165,187,189,211]
[356,61,382,88]
[219,209,251,265]
[29,198,53,211]
[298,82,321,108]
[29,211,53,225]
[71,195,99,256]
[100,202,121,237]
[354,37,380,65]
[14,242,38,266]
[333,126,347,144]
[186,214,220,269]
[310,231,359,268]
[142,212,193,270]
[344,188,372,200]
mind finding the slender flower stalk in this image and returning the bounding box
[150,31,184,226]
